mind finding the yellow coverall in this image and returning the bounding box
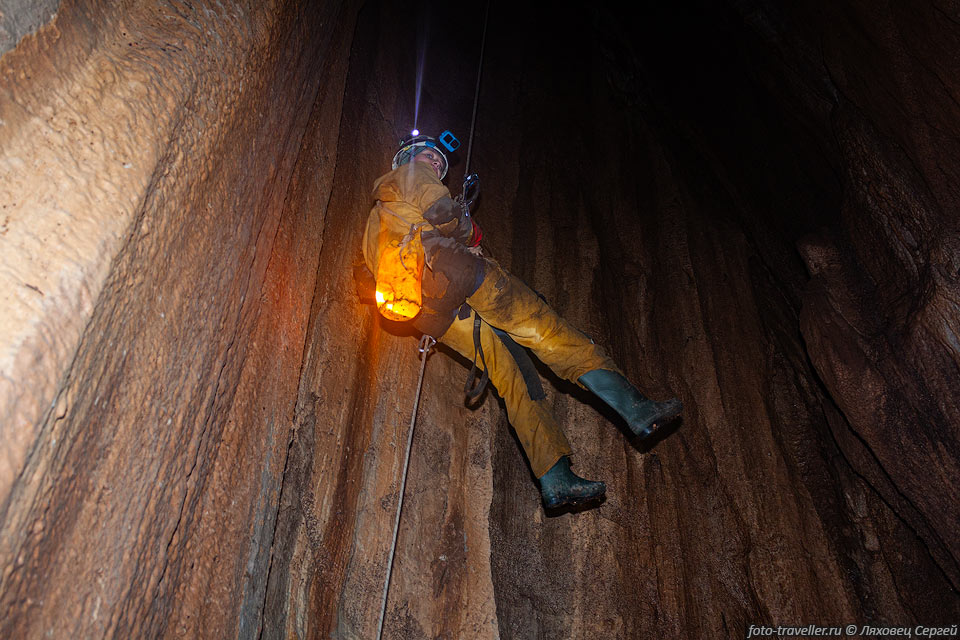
[363,162,620,478]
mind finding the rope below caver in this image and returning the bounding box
[376,334,435,640]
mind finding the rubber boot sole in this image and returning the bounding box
[543,482,606,510]
[632,398,683,440]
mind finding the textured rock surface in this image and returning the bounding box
[1,0,958,638]
[0,0,60,55]
[0,0,359,636]
[260,5,501,637]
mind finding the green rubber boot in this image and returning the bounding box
[579,369,682,440]
[539,456,606,510]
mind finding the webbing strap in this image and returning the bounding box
[464,313,490,400]
[463,314,546,403]
[490,327,545,401]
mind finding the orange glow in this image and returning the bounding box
[375,230,424,321]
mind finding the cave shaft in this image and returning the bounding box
[0,0,958,637]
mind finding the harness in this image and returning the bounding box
[461,305,546,403]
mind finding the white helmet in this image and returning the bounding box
[392,131,457,179]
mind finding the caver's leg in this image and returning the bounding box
[440,311,606,509]
[467,259,682,441]
[465,259,620,383]
[579,370,683,440]
[439,310,572,478]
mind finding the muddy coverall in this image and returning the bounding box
[362,161,621,478]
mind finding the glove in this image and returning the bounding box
[469,219,483,247]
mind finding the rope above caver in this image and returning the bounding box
[463,0,491,178]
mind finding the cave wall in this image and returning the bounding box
[618,0,960,595]
[0,0,359,636]
[0,0,60,56]
[1,0,958,638]
[769,0,960,585]
[260,4,502,637]
[468,5,958,635]
[265,1,959,637]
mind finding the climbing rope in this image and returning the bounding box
[463,0,491,178]
[376,333,436,640]
[377,5,490,633]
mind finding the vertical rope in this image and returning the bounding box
[377,4,490,634]
[376,334,435,639]
[463,0,491,177]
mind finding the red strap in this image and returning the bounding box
[469,219,483,247]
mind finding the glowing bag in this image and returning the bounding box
[375,227,424,321]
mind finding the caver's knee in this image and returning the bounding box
[470,261,537,312]
[473,259,508,295]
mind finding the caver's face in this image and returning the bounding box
[414,148,444,179]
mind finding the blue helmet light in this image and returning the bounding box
[438,130,460,152]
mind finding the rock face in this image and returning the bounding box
[1,1,958,638]
[0,0,60,55]
[0,1,359,636]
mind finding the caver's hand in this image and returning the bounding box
[468,219,483,247]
